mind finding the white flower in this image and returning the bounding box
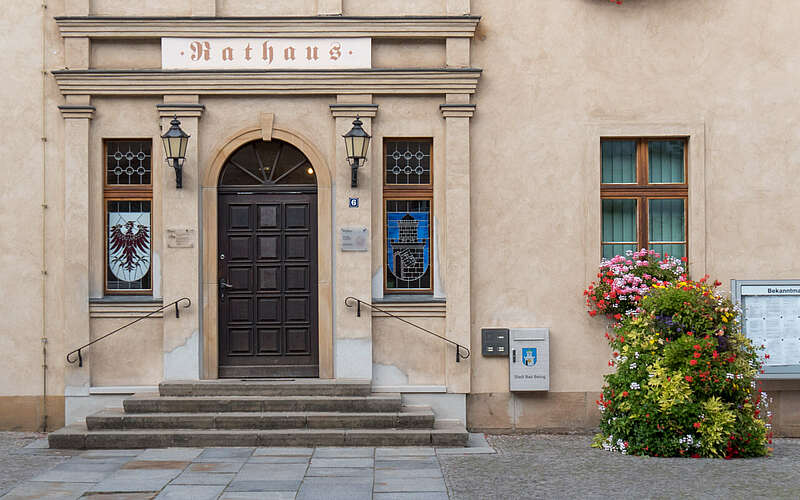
[726,373,735,379]
[630,362,637,370]
[630,382,640,390]
[634,352,640,359]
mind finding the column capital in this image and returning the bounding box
[58,105,95,120]
[440,103,476,118]
[156,103,205,119]
[329,103,378,118]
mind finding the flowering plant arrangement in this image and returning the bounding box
[592,277,772,458]
[584,249,686,321]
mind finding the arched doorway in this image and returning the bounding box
[217,139,319,378]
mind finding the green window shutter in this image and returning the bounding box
[649,198,686,258]
[648,140,684,183]
[602,199,637,258]
[601,140,636,184]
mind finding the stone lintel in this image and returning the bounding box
[440,103,476,118]
[156,103,205,119]
[58,104,95,120]
[330,103,378,118]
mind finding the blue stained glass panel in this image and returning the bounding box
[386,200,431,290]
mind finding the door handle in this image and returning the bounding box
[219,278,234,301]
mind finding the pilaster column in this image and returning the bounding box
[330,96,378,380]
[59,97,94,408]
[157,97,205,380]
[440,100,476,394]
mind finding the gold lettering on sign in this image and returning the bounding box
[244,44,253,61]
[221,46,234,61]
[284,47,296,61]
[329,42,341,61]
[190,41,210,61]
[306,46,319,61]
[262,42,273,64]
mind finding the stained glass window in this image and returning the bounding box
[106,140,151,185]
[386,200,431,291]
[385,140,432,185]
[107,200,152,291]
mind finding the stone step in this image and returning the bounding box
[85,407,435,431]
[123,393,403,414]
[48,422,469,449]
[159,379,372,397]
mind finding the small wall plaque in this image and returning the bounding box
[341,226,368,252]
[349,197,359,208]
[167,228,195,248]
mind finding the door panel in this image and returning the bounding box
[218,191,318,378]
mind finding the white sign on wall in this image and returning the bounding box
[162,38,371,70]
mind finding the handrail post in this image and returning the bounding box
[357,299,361,317]
[77,349,83,368]
[175,301,180,319]
[456,347,460,363]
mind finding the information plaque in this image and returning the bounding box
[732,280,800,379]
[340,227,368,252]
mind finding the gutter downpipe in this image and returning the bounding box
[40,0,49,433]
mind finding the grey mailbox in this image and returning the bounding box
[509,328,550,391]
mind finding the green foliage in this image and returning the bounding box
[594,278,771,458]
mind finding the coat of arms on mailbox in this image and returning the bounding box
[522,348,537,367]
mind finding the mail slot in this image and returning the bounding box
[509,328,549,391]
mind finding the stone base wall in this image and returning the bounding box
[0,396,65,432]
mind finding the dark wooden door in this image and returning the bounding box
[218,190,318,378]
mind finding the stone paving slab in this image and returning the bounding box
[253,447,314,456]
[154,484,226,499]
[1,431,486,499]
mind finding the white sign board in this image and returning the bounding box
[162,38,371,70]
[734,280,800,377]
[340,227,368,252]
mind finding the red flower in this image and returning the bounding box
[765,354,770,359]
[693,422,702,429]
[687,331,694,336]
[693,352,701,359]
[712,350,719,359]
[622,391,629,397]
[693,344,701,350]
[589,310,597,317]
[690,360,697,366]
[614,313,622,321]
[685,376,693,382]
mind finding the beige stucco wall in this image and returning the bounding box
[1,0,799,434]
[466,0,800,432]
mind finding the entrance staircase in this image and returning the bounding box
[49,379,468,449]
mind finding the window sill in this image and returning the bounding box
[370,296,446,318]
[373,295,445,304]
[89,297,164,319]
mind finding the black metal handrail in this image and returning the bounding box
[344,297,470,362]
[66,297,191,367]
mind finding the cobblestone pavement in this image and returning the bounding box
[439,434,800,500]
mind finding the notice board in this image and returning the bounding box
[732,280,800,379]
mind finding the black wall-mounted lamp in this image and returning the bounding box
[343,116,371,188]
[161,115,190,189]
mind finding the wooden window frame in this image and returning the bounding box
[103,139,153,295]
[383,138,434,295]
[600,138,688,257]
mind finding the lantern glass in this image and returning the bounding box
[342,117,371,164]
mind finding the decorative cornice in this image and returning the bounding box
[58,104,95,119]
[156,103,206,118]
[52,69,482,97]
[329,103,378,118]
[54,15,480,39]
[439,103,475,118]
